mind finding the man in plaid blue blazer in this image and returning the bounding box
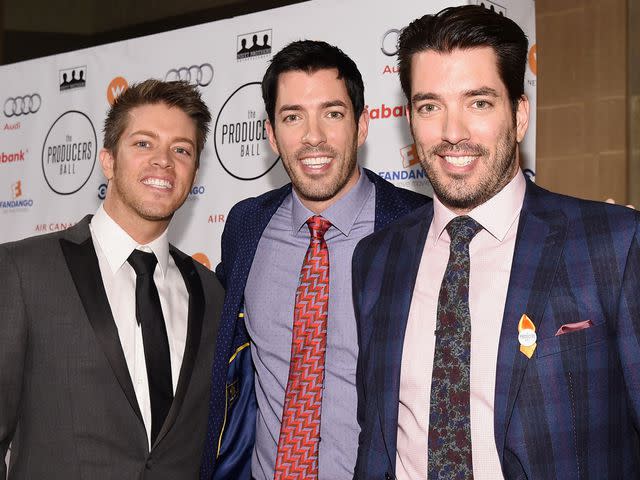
[353,6,640,479]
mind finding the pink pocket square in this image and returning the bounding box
[555,319,593,336]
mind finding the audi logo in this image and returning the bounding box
[4,94,42,117]
[165,64,214,87]
[381,28,403,57]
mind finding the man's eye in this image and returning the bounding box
[283,114,300,123]
[327,111,344,119]
[473,100,491,109]
[419,103,438,114]
[175,147,192,156]
[135,140,150,148]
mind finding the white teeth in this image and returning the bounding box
[142,178,172,189]
[443,155,475,167]
[301,156,331,169]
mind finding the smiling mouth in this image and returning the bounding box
[300,156,332,169]
[142,178,173,189]
[442,155,477,167]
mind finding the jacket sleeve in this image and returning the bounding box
[617,212,640,427]
[0,244,28,476]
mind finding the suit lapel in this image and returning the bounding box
[153,248,205,448]
[493,181,568,461]
[376,205,433,463]
[59,218,143,423]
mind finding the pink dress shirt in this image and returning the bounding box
[396,172,526,479]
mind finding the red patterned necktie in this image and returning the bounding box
[274,215,332,480]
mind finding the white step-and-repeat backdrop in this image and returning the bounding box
[0,0,536,267]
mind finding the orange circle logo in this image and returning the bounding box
[528,44,537,76]
[107,76,129,105]
[191,252,212,270]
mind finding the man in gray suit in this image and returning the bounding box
[0,79,223,479]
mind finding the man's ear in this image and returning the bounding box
[357,107,370,147]
[265,120,280,156]
[516,95,530,143]
[99,148,115,180]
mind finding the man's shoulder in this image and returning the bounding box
[0,216,90,258]
[527,182,639,235]
[226,183,292,224]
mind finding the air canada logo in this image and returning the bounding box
[107,76,128,105]
[59,66,87,91]
[214,82,279,181]
[237,29,272,61]
[1,180,34,212]
[41,111,97,195]
[4,94,41,117]
[165,64,213,87]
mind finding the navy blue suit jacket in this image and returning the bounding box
[200,169,430,479]
[352,178,640,479]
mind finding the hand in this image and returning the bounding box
[605,198,636,209]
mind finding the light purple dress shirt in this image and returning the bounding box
[244,169,375,479]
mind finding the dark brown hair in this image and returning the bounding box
[398,5,528,112]
[103,79,211,166]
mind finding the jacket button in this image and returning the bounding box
[145,458,153,470]
[385,473,393,480]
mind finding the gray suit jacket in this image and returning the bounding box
[0,216,223,479]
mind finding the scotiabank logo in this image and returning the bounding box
[367,103,407,121]
[1,149,26,164]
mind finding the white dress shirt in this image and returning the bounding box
[396,172,526,479]
[89,204,189,448]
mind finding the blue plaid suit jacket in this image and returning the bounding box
[352,177,640,479]
[199,169,429,479]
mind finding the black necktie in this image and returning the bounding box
[428,216,482,479]
[127,249,173,444]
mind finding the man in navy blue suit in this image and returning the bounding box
[353,5,640,480]
[200,40,428,479]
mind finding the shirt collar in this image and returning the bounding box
[291,166,374,236]
[90,204,170,277]
[431,170,526,245]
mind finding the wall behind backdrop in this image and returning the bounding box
[0,0,537,266]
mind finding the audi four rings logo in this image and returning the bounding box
[165,64,214,87]
[381,29,402,57]
[4,94,42,117]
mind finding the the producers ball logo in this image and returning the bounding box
[214,82,279,180]
[42,110,97,195]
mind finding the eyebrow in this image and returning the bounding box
[278,99,349,113]
[411,87,500,105]
[129,130,195,148]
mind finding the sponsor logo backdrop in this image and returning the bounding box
[0,0,536,266]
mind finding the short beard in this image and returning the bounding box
[280,139,359,203]
[419,126,518,211]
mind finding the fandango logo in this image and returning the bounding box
[1,150,26,163]
[377,169,428,181]
[367,103,407,120]
[1,181,34,210]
